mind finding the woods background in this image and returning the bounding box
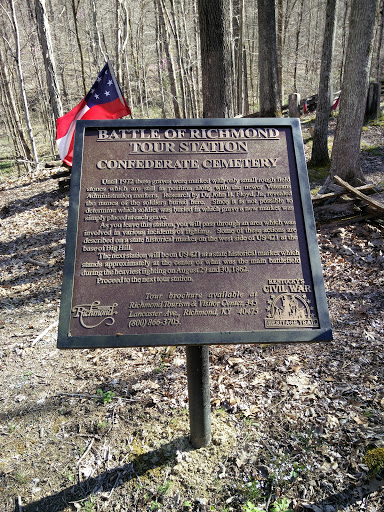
[0,0,383,172]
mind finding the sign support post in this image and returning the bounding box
[185,345,211,448]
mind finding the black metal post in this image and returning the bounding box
[185,345,211,448]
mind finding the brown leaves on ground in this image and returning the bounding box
[0,165,383,512]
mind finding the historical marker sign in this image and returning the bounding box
[58,118,332,348]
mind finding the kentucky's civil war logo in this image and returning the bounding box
[265,293,318,328]
[72,301,118,329]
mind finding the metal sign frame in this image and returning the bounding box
[58,118,332,348]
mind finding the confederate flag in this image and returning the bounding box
[56,62,131,166]
[332,95,340,111]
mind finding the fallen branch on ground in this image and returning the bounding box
[334,175,384,214]
[312,182,377,202]
[31,320,58,346]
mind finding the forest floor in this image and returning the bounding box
[1,117,384,512]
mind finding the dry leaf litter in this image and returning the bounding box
[0,125,383,512]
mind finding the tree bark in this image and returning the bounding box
[9,0,38,166]
[257,0,281,116]
[197,0,234,118]
[322,0,380,190]
[0,43,32,169]
[375,0,384,82]
[156,0,180,118]
[71,0,86,95]
[276,0,284,103]
[154,0,166,118]
[310,0,337,166]
[339,0,350,89]
[179,0,199,117]
[293,0,304,93]
[89,0,100,67]
[232,0,244,115]
[35,0,63,121]
[192,0,201,116]
[166,0,188,117]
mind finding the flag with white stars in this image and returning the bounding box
[57,61,131,166]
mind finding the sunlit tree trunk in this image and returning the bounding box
[115,0,121,85]
[0,43,32,171]
[258,0,281,116]
[71,0,86,95]
[293,0,304,93]
[339,0,350,89]
[89,0,100,67]
[322,0,380,190]
[154,0,166,117]
[10,0,38,166]
[237,0,245,115]
[164,0,187,117]
[35,0,63,121]
[277,0,284,104]
[375,0,384,81]
[198,0,234,118]
[179,0,199,117]
[311,0,337,166]
[192,0,201,116]
[156,0,180,117]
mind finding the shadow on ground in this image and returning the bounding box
[20,436,191,512]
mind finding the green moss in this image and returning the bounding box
[307,164,329,187]
[364,447,384,474]
[361,144,384,156]
[367,114,384,127]
[0,160,15,177]
[301,115,316,126]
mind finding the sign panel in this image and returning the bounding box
[58,118,332,348]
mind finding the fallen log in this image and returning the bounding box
[333,176,384,213]
[312,183,377,202]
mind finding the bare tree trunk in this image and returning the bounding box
[192,0,201,116]
[179,0,199,117]
[26,20,56,155]
[119,0,131,93]
[0,44,32,171]
[154,0,166,118]
[126,6,142,114]
[247,7,258,111]
[71,0,86,95]
[162,0,188,117]
[156,0,180,118]
[311,0,337,166]
[136,7,148,117]
[0,80,22,175]
[35,0,63,121]
[198,0,234,118]
[232,0,241,114]
[124,52,134,116]
[89,0,100,67]
[293,0,304,93]
[258,0,281,116]
[339,0,350,89]
[243,45,249,115]
[375,0,384,81]
[277,0,284,104]
[237,0,245,115]
[9,0,38,166]
[115,0,121,85]
[322,0,380,190]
